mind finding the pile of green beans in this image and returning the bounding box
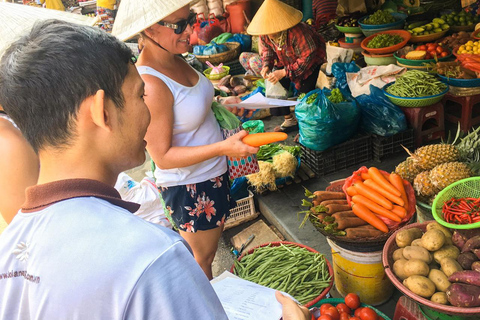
[233,243,332,305]
[386,70,447,98]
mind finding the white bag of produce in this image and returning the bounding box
[326,42,353,75]
[346,65,406,98]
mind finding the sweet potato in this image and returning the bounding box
[335,217,368,230]
[446,283,480,307]
[332,211,356,219]
[313,191,346,202]
[472,261,480,272]
[344,225,384,238]
[457,252,478,270]
[320,199,349,206]
[452,230,468,250]
[462,235,480,253]
[448,270,480,286]
[325,204,352,214]
[474,249,480,260]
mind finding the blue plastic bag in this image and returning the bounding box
[332,61,360,99]
[355,85,407,137]
[226,34,252,52]
[231,177,249,201]
[295,88,360,151]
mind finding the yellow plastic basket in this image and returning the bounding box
[432,177,480,229]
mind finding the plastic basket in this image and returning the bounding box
[335,25,362,34]
[372,128,414,162]
[230,241,334,308]
[393,51,452,67]
[203,66,230,80]
[224,190,258,230]
[439,75,480,88]
[409,29,449,43]
[432,177,480,229]
[312,298,391,320]
[383,83,449,108]
[222,59,245,76]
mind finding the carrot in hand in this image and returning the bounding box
[363,179,405,207]
[368,167,401,197]
[392,205,407,219]
[351,203,389,233]
[352,181,393,210]
[389,173,409,210]
[352,195,401,222]
[242,132,287,147]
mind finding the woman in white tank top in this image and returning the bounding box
[131,5,258,279]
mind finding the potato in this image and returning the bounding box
[431,292,448,305]
[396,228,423,248]
[404,259,430,277]
[411,239,423,247]
[393,259,409,280]
[403,275,436,298]
[393,248,404,261]
[428,269,451,292]
[433,245,460,264]
[421,229,445,251]
[440,257,463,277]
[403,246,432,264]
[427,222,452,240]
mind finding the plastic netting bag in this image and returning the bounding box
[355,85,407,137]
[295,88,360,151]
[242,120,264,133]
[211,101,241,130]
[332,61,360,99]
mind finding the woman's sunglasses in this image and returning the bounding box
[157,12,196,35]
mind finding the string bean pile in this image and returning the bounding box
[233,243,332,305]
[386,70,447,97]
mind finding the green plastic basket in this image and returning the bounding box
[383,83,449,108]
[203,66,230,80]
[432,177,480,229]
[312,298,391,320]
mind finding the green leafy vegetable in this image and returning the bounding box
[366,34,403,49]
[363,10,396,25]
[326,88,345,103]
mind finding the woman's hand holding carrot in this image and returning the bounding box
[223,130,259,157]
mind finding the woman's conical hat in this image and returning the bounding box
[247,0,303,36]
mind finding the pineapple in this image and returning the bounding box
[414,171,439,198]
[429,162,472,191]
[395,157,423,184]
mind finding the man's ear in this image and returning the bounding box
[90,89,112,132]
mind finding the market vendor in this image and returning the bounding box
[247,0,326,133]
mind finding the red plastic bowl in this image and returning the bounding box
[229,241,334,308]
[383,222,480,316]
[361,30,411,55]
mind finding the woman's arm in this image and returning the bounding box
[0,125,39,223]
[142,75,257,170]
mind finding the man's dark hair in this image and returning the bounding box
[0,19,134,152]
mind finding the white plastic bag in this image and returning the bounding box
[115,173,172,229]
[265,79,288,99]
[346,65,406,98]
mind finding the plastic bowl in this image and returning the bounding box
[409,29,449,43]
[359,12,407,37]
[473,28,480,40]
[361,30,411,55]
[203,66,230,80]
[335,24,362,34]
[312,298,392,320]
[383,82,449,108]
[383,222,480,316]
[439,74,480,88]
[432,177,480,229]
[394,50,452,67]
[338,38,362,49]
[230,241,334,308]
[362,51,396,66]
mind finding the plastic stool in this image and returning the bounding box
[393,296,428,320]
[442,93,480,132]
[400,102,445,148]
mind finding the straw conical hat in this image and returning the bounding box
[247,0,303,35]
[0,2,97,56]
[112,0,194,41]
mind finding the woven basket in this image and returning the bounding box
[195,42,241,65]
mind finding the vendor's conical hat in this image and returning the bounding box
[0,2,97,57]
[112,0,194,41]
[247,0,303,35]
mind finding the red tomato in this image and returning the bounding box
[427,44,437,51]
[417,45,427,51]
[359,307,378,320]
[425,53,432,60]
[336,303,351,315]
[441,51,449,58]
[354,308,364,318]
[339,312,350,320]
[345,293,361,310]
[429,50,437,57]
[318,315,333,320]
[324,306,340,320]
[436,46,445,54]
[320,303,334,315]
[349,317,361,320]
[401,54,406,59]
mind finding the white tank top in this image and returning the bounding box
[0,112,18,129]
[137,65,227,187]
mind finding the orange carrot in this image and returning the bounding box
[352,195,401,222]
[351,203,389,233]
[389,173,409,211]
[392,205,407,219]
[361,172,371,181]
[346,186,358,197]
[363,179,405,207]
[242,132,288,147]
[352,181,393,210]
[368,167,401,197]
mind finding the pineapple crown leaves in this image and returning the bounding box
[455,125,480,163]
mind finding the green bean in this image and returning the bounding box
[386,70,447,98]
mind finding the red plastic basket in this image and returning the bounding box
[230,241,334,308]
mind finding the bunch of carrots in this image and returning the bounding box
[455,54,480,74]
[345,167,409,234]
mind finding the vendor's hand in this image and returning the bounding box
[260,66,270,79]
[221,96,256,119]
[222,130,259,158]
[275,291,311,320]
[267,69,286,84]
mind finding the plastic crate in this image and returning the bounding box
[372,128,414,162]
[301,135,372,177]
[224,190,258,230]
[222,58,246,76]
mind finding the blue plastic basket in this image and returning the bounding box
[438,74,480,88]
[358,12,406,29]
